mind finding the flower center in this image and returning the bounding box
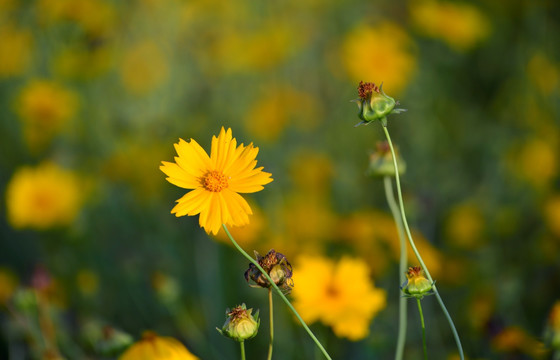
[203,170,229,192]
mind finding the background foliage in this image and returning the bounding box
[1,0,559,359]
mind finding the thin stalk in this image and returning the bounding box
[383,176,407,360]
[223,225,332,360]
[267,288,274,360]
[416,299,427,360]
[381,124,464,360]
[240,341,246,360]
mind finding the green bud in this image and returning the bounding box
[367,141,406,177]
[353,81,406,127]
[401,266,434,299]
[217,303,260,342]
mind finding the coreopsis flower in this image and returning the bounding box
[217,303,260,342]
[367,141,406,177]
[341,22,416,96]
[410,0,490,52]
[6,162,82,230]
[291,255,387,341]
[401,266,433,298]
[160,127,273,235]
[353,81,406,127]
[119,331,199,360]
[15,79,79,150]
[244,249,293,294]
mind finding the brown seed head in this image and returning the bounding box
[358,81,380,100]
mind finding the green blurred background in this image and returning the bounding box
[1,0,559,359]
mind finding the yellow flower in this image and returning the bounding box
[444,202,485,249]
[291,255,386,341]
[6,162,82,230]
[160,127,273,235]
[0,268,18,304]
[511,137,558,188]
[341,22,416,95]
[527,53,559,95]
[76,269,99,297]
[410,0,490,51]
[15,80,79,150]
[120,40,169,95]
[544,195,560,238]
[0,24,33,78]
[119,331,199,360]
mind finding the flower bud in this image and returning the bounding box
[244,249,294,294]
[217,303,260,342]
[401,266,434,298]
[353,81,406,127]
[367,141,406,177]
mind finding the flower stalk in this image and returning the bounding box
[267,288,274,360]
[381,124,464,360]
[383,176,407,360]
[416,298,427,360]
[240,341,246,360]
[223,224,332,360]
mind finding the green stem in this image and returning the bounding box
[240,341,246,360]
[381,123,464,360]
[267,288,274,360]
[383,176,407,360]
[416,298,427,360]
[223,224,332,360]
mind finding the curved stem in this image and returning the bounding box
[223,224,332,360]
[384,176,408,360]
[240,341,246,360]
[267,288,274,360]
[416,298,427,360]
[381,124,464,360]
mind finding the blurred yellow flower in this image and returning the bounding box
[410,0,490,51]
[245,87,320,142]
[288,151,333,195]
[120,40,170,95]
[15,80,79,149]
[341,22,416,95]
[291,255,386,341]
[527,53,559,95]
[444,202,485,249]
[119,331,199,360]
[6,162,82,230]
[76,269,99,296]
[0,268,18,304]
[492,326,547,358]
[511,137,558,188]
[160,127,273,235]
[0,24,32,78]
[544,195,560,238]
[53,45,114,80]
[37,0,116,37]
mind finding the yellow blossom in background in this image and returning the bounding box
[53,45,114,80]
[0,268,18,304]
[37,0,116,37]
[208,22,302,74]
[444,202,485,249]
[0,24,32,78]
[160,127,273,235]
[337,210,400,276]
[291,255,386,341]
[244,87,320,142]
[119,331,199,360]
[545,195,560,238]
[15,79,79,150]
[341,22,416,95]
[410,0,490,52]
[510,137,558,188]
[6,162,82,230]
[120,40,170,95]
[527,53,559,95]
[492,326,547,358]
[76,269,99,297]
[288,151,333,195]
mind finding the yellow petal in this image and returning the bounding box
[171,188,209,217]
[174,138,211,178]
[160,161,200,189]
